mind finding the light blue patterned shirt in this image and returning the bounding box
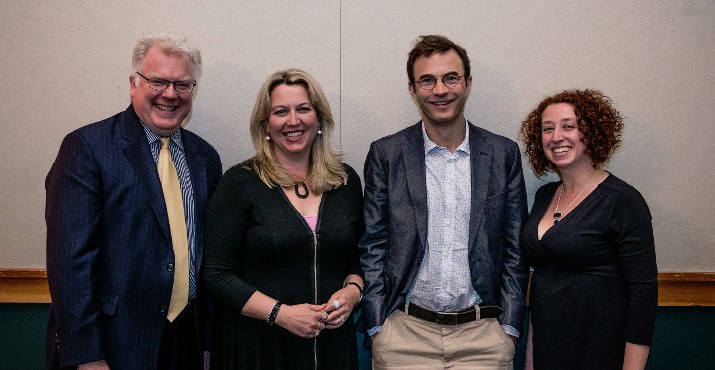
[407,121,478,311]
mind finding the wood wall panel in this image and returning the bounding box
[1,269,713,305]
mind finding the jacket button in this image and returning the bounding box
[160,305,167,313]
[167,263,174,272]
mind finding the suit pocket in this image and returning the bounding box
[98,293,119,315]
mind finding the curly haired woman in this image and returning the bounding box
[520,89,657,370]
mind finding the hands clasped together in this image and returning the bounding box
[274,283,362,338]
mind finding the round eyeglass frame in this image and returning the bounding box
[413,74,465,90]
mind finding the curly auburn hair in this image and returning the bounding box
[519,89,623,177]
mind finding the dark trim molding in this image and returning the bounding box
[1,269,714,305]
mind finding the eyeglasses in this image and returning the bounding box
[135,72,196,94]
[413,74,464,90]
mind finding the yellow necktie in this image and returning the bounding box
[157,138,189,322]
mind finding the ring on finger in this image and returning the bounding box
[315,329,320,336]
[320,311,328,321]
[333,300,341,309]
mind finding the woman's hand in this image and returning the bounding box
[321,282,362,329]
[274,303,327,338]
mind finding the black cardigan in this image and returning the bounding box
[203,163,363,369]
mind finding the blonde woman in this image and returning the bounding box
[204,69,363,369]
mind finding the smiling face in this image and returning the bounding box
[541,102,591,170]
[409,49,472,129]
[266,83,320,164]
[130,46,195,136]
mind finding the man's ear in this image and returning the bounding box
[129,75,136,97]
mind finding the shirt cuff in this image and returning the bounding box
[367,325,382,337]
[502,324,520,338]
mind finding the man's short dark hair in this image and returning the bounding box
[406,35,470,87]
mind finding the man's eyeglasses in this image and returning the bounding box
[135,72,196,94]
[413,74,464,90]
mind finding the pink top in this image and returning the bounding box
[304,215,318,231]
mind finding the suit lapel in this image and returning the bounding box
[402,122,428,252]
[467,122,492,249]
[120,106,172,241]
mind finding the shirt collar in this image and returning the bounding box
[421,119,470,155]
[141,123,184,151]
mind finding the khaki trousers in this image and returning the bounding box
[371,309,515,370]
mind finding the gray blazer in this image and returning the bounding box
[359,121,528,334]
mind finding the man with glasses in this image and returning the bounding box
[46,33,221,370]
[359,35,528,369]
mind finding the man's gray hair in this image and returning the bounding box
[132,32,202,82]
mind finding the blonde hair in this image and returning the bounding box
[244,68,347,193]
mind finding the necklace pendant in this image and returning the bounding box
[553,212,562,224]
[294,182,309,199]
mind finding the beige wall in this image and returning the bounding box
[1,1,713,270]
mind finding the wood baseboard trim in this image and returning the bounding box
[658,272,715,306]
[0,268,50,303]
[1,269,714,306]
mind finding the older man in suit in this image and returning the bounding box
[46,33,221,370]
[359,35,528,369]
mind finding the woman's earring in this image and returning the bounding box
[263,120,271,141]
[317,127,323,135]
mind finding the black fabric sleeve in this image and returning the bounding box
[611,186,658,345]
[203,167,259,311]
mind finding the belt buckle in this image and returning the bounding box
[436,311,460,325]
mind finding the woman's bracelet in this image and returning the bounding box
[344,281,363,303]
[266,301,282,326]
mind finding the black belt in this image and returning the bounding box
[404,303,502,326]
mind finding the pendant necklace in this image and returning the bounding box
[294,181,309,199]
[553,170,598,224]
[287,170,310,199]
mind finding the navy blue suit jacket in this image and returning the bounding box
[45,106,222,369]
[359,121,528,335]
